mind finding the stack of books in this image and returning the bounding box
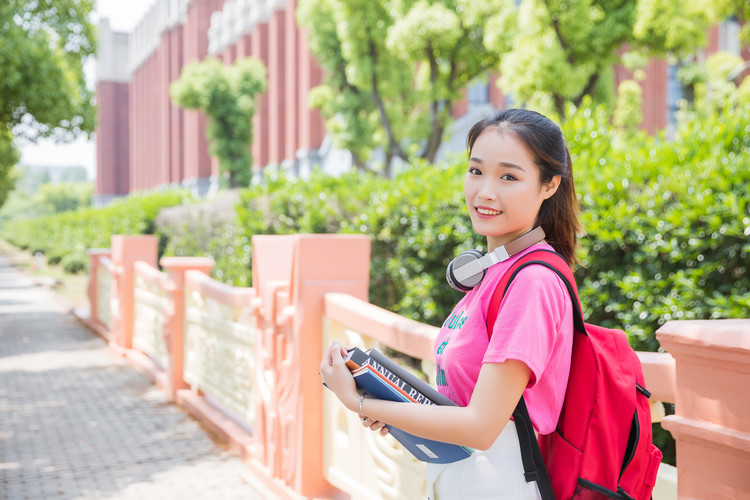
[339,346,473,464]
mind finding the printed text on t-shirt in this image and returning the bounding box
[443,310,468,330]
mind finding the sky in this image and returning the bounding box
[17,0,155,180]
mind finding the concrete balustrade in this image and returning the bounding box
[658,319,750,500]
[79,234,749,499]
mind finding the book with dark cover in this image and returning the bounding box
[343,346,473,464]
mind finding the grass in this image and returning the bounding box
[0,238,90,311]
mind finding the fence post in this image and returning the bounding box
[657,319,750,500]
[251,234,371,497]
[160,256,215,401]
[111,235,158,350]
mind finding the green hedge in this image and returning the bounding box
[565,102,750,351]
[1,190,193,272]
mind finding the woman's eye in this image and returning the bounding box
[468,167,481,175]
[501,174,517,181]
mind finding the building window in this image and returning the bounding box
[719,18,741,56]
[667,63,683,128]
[467,80,489,106]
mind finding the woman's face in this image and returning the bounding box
[464,128,559,251]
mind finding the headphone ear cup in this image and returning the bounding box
[446,249,486,292]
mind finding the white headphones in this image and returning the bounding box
[446,227,546,292]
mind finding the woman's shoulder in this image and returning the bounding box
[488,244,570,298]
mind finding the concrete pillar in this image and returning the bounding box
[111,236,158,350]
[267,9,286,165]
[658,319,750,500]
[251,23,270,168]
[251,234,371,496]
[168,25,185,185]
[284,0,299,166]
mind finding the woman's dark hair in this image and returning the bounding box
[466,108,580,266]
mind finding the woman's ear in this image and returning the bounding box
[542,175,561,200]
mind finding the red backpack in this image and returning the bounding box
[486,249,662,500]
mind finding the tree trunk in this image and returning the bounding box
[368,40,409,167]
[423,44,444,163]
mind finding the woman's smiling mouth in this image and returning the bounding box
[476,207,502,217]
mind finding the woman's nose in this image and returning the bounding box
[478,181,497,200]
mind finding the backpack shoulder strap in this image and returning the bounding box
[485,249,586,340]
[484,249,583,500]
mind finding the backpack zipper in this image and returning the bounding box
[620,408,640,477]
[636,382,651,398]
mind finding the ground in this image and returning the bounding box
[0,238,90,311]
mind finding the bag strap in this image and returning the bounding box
[485,249,584,500]
[486,249,586,339]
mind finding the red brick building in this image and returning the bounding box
[95,0,747,203]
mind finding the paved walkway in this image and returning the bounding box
[0,255,276,500]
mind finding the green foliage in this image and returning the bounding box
[1,190,193,264]
[0,170,93,225]
[156,191,251,286]
[613,80,644,132]
[0,130,19,208]
[298,0,503,173]
[33,182,93,214]
[360,159,482,323]
[61,251,86,274]
[0,0,96,141]
[170,57,267,188]
[632,0,716,56]
[0,0,95,210]
[492,0,638,116]
[564,97,750,351]
[491,0,724,117]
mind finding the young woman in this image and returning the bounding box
[320,108,581,499]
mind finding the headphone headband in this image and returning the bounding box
[447,227,546,291]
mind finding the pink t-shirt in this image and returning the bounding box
[434,243,573,434]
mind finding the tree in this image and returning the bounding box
[34,182,93,214]
[488,0,724,117]
[170,57,267,188]
[0,130,19,208]
[0,0,96,207]
[298,0,506,176]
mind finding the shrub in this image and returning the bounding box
[564,99,750,351]
[46,247,68,266]
[61,252,87,274]
[1,189,193,261]
[156,190,249,285]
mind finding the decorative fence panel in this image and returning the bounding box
[183,271,257,427]
[96,257,114,330]
[132,261,170,369]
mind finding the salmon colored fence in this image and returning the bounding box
[80,234,750,500]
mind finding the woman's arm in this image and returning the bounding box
[320,341,530,451]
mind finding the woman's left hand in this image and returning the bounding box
[320,340,359,411]
[360,415,390,436]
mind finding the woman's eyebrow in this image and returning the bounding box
[469,156,526,172]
